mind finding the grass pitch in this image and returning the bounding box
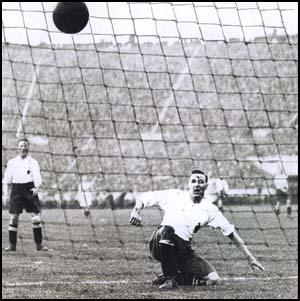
[2,206,298,299]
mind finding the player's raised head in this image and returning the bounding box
[17,138,29,158]
[188,170,208,203]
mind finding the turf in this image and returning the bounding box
[2,206,298,299]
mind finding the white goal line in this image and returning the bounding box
[2,276,298,287]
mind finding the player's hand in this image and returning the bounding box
[249,258,265,271]
[31,188,39,196]
[129,210,142,227]
[84,208,90,218]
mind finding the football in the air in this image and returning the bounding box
[53,2,89,34]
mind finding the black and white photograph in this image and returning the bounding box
[2,2,298,299]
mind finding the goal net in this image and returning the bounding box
[2,2,298,287]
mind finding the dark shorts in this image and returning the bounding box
[149,226,216,278]
[9,182,41,215]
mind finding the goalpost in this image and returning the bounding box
[2,1,298,291]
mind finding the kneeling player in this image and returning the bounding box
[129,170,264,291]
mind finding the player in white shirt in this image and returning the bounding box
[274,174,292,217]
[2,138,48,251]
[129,170,264,291]
[207,178,229,212]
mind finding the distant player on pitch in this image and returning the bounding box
[274,173,292,218]
[129,170,264,291]
[2,138,48,251]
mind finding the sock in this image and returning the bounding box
[32,222,42,245]
[8,224,17,247]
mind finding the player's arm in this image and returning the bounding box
[228,231,265,271]
[129,197,144,226]
[207,206,264,271]
[129,190,170,226]
[2,181,9,206]
[31,159,42,196]
[2,163,12,206]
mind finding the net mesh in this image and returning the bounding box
[2,2,298,283]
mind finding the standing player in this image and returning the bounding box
[274,173,292,217]
[2,138,48,251]
[129,170,264,291]
[207,178,229,212]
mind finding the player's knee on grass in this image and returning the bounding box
[205,272,220,285]
[159,226,175,246]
